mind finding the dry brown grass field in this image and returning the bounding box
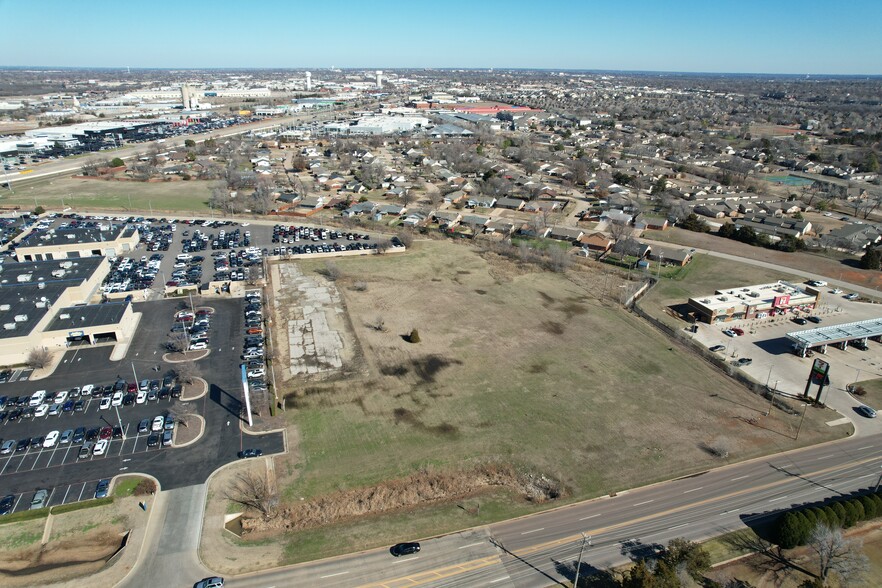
[240,240,847,563]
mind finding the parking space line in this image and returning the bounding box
[61,484,71,504]
[77,483,87,502]
[0,455,13,475]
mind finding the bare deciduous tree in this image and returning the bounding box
[174,360,198,385]
[166,332,189,353]
[26,347,53,369]
[224,470,279,520]
[80,160,99,177]
[808,523,869,585]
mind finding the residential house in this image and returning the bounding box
[484,219,516,236]
[734,214,812,239]
[524,200,560,214]
[633,215,669,231]
[820,224,882,252]
[496,197,525,211]
[374,204,406,217]
[443,190,468,206]
[401,211,428,227]
[648,248,693,266]
[299,196,324,210]
[578,232,614,252]
[601,209,634,225]
[433,211,462,227]
[341,201,377,217]
[544,226,584,242]
[460,214,490,232]
[467,195,497,209]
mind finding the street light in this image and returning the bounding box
[795,403,808,441]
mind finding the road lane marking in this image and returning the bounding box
[392,556,419,563]
[817,454,834,460]
[499,454,882,567]
[669,523,688,530]
[769,495,789,502]
[730,475,750,481]
[459,542,484,549]
[858,446,874,450]
[490,577,509,583]
[683,487,703,494]
[633,500,654,506]
[320,572,349,578]
[580,514,601,521]
[521,528,544,535]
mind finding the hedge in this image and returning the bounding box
[775,489,882,548]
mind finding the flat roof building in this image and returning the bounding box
[15,225,138,262]
[688,280,820,324]
[0,256,137,365]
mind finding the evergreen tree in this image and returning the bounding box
[860,495,877,520]
[620,560,656,588]
[778,511,804,548]
[860,248,881,270]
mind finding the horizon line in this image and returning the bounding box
[1,65,881,78]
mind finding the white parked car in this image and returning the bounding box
[189,341,208,351]
[136,390,147,404]
[99,396,112,410]
[54,390,69,404]
[43,430,60,448]
[111,391,124,406]
[93,439,109,456]
[34,403,49,418]
[29,390,47,407]
[247,368,265,378]
[152,415,165,432]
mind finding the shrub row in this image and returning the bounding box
[776,491,882,548]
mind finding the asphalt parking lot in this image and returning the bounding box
[0,296,284,512]
[695,291,882,433]
[24,214,379,299]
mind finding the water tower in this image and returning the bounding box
[305,71,312,91]
[376,70,383,88]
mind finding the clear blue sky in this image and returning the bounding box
[2,0,880,74]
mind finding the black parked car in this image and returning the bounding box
[0,494,14,515]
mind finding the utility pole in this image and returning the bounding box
[573,533,590,588]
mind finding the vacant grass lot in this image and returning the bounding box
[2,175,213,213]
[269,241,840,562]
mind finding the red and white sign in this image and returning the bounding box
[773,294,791,308]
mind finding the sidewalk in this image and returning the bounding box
[45,490,166,588]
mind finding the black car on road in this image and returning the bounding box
[390,542,421,557]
